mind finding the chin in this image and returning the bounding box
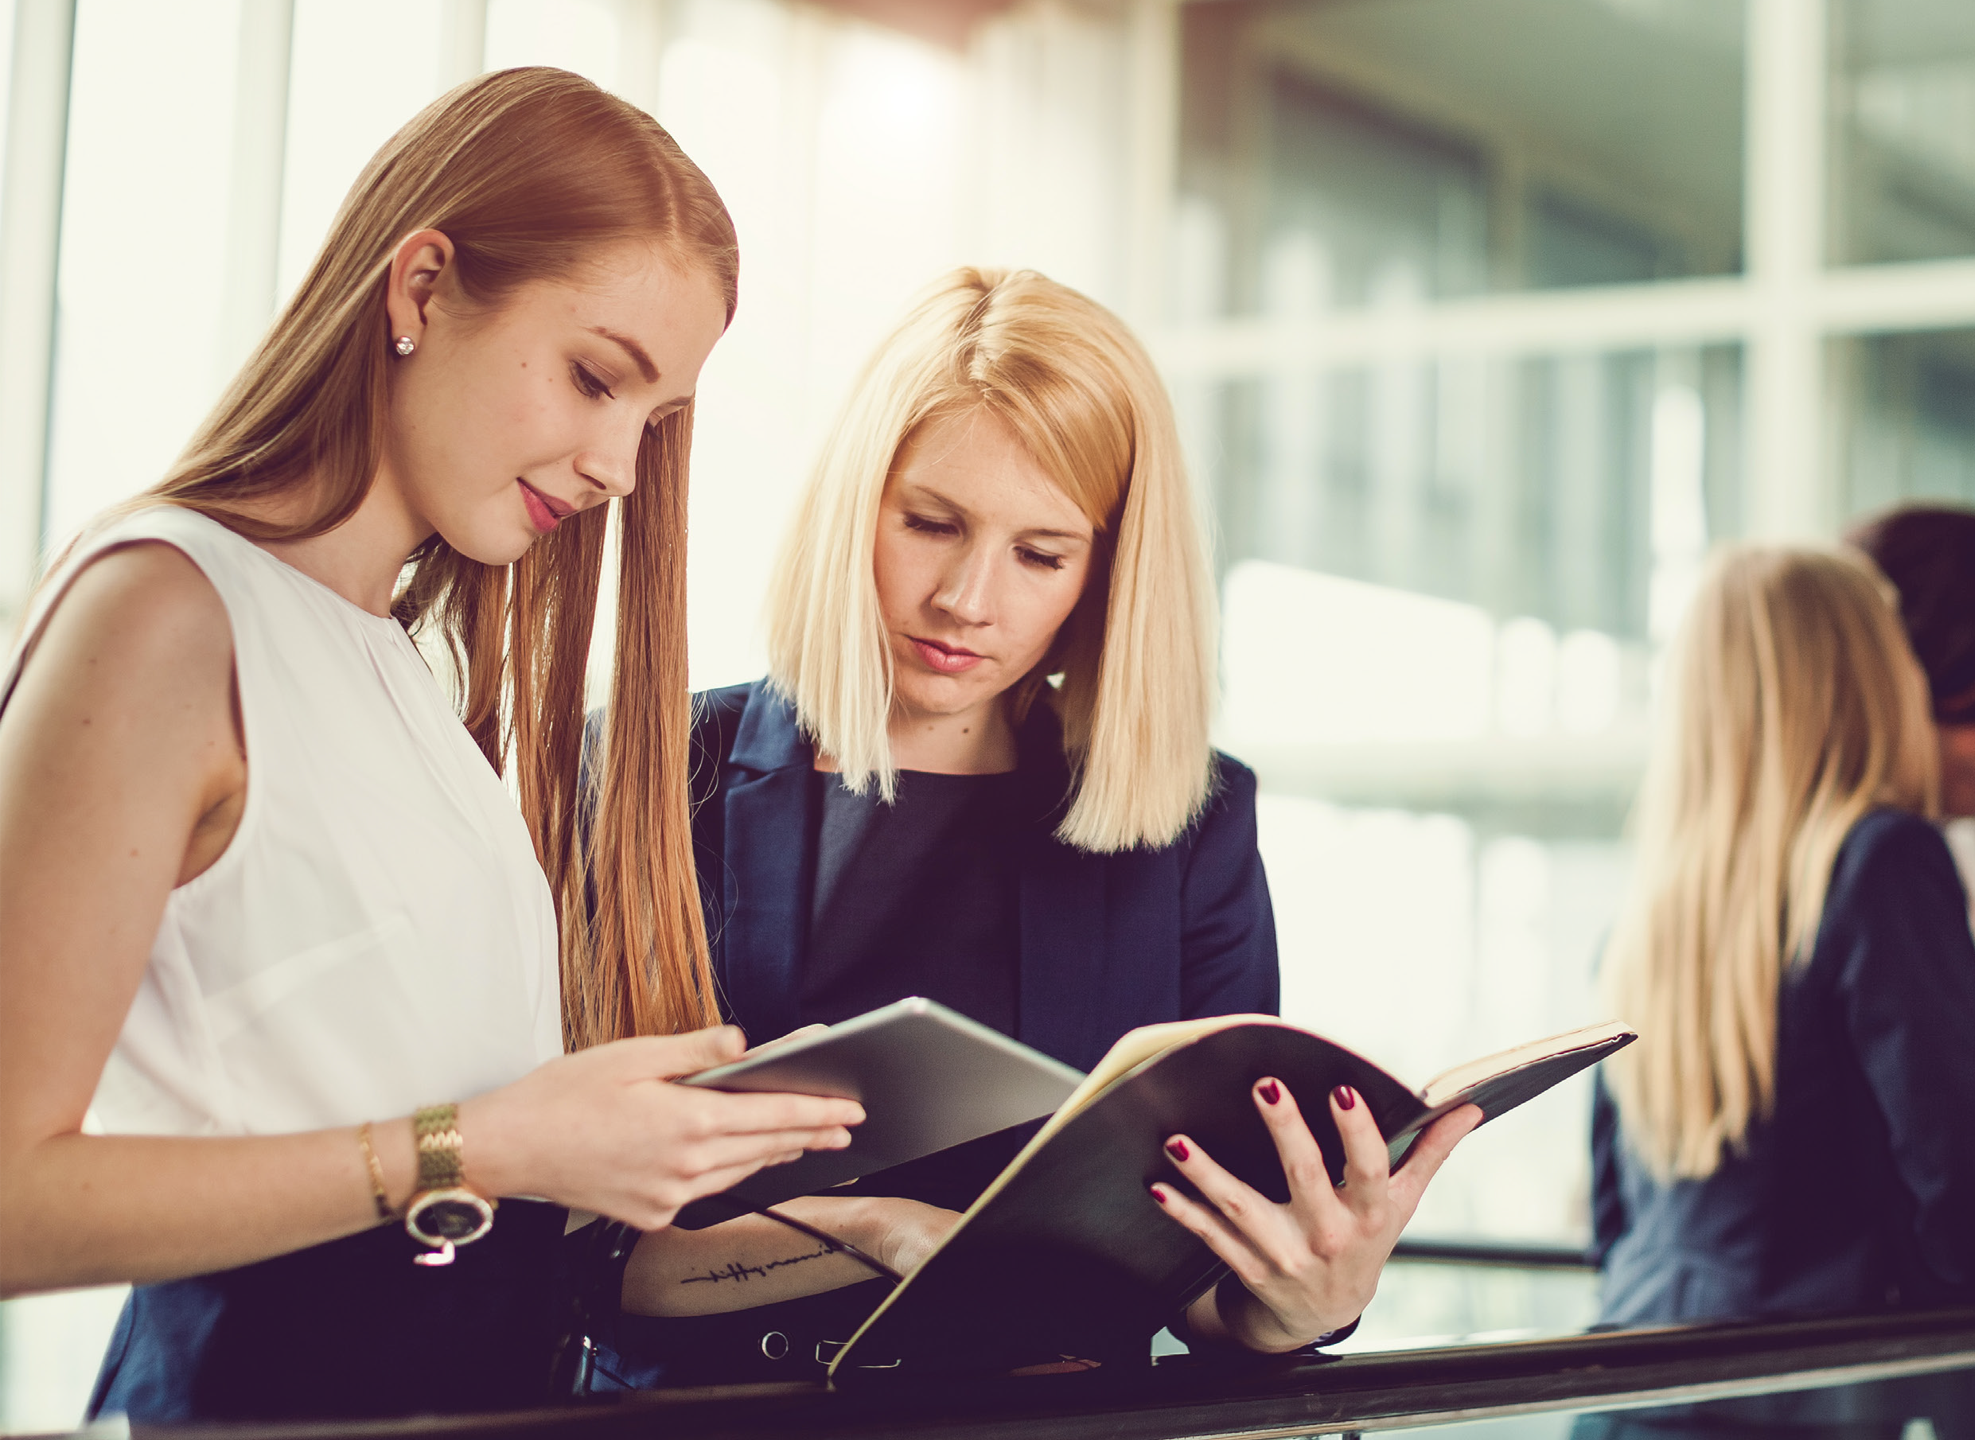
[894,672,996,719]
[436,519,538,568]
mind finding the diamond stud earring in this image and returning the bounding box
[393,335,416,357]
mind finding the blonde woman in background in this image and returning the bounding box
[587,268,1481,1385]
[1591,546,1975,1328]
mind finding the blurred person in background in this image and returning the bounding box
[1847,504,1975,929]
[0,70,862,1423]
[585,268,1481,1386]
[1589,546,1975,1333]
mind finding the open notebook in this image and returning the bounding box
[823,1013,1634,1377]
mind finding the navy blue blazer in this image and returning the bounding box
[1591,808,1975,1325]
[685,681,1279,1073]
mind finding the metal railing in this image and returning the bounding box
[1389,1237,1596,1270]
[53,1307,1974,1440]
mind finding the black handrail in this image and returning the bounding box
[1390,1236,1596,1269]
[70,1307,1975,1440]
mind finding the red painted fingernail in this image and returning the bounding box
[1332,1085,1357,1110]
[1165,1138,1190,1162]
[1149,1186,1168,1205]
[1259,1080,1281,1105]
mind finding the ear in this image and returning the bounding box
[383,228,457,350]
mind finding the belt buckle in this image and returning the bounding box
[815,1338,902,1369]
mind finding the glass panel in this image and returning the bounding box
[1176,0,1746,317]
[1347,1258,1601,1347]
[0,1286,129,1434]
[1831,0,1975,266]
[0,0,17,232]
[276,0,447,299]
[1836,328,1975,517]
[484,0,622,84]
[41,0,244,546]
[1197,347,1744,640]
[1372,1363,1975,1440]
[1200,344,1744,1248]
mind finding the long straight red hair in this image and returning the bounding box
[135,68,729,1050]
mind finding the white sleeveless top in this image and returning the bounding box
[1,507,563,1137]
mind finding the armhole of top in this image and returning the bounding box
[1,534,259,894]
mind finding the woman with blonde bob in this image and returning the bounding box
[1591,546,1975,1326]
[0,70,861,1421]
[594,269,1479,1385]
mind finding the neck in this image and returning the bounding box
[885,694,1019,774]
[250,464,433,617]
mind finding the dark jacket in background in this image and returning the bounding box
[686,680,1280,1072]
[1591,808,1975,1325]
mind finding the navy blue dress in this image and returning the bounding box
[88,1200,569,1422]
[1591,808,1975,1325]
[589,681,1282,1387]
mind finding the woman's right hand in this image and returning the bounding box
[459,1026,863,1230]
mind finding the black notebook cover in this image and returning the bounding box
[830,1021,1631,1376]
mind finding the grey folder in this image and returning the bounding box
[672,997,1085,1229]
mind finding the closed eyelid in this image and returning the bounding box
[572,362,614,398]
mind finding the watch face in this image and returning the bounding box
[406,1189,494,1247]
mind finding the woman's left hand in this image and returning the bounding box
[1151,1079,1483,1353]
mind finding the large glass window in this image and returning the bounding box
[1162,0,1975,1289]
[42,0,241,543]
[1831,0,1975,265]
[1178,0,1747,317]
[1835,327,1975,513]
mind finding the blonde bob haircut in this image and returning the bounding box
[765,268,1216,853]
[1601,545,1939,1181]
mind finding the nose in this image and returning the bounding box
[575,426,641,501]
[932,542,996,627]
[576,453,635,500]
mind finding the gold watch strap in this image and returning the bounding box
[412,1103,465,1191]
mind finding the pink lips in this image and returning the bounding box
[518,480,571,534]
[911,637,985,674]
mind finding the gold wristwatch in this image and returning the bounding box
[403,1102,496,1266]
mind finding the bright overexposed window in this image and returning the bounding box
[485,0,619,85]
[276,0,446,299]
[42,0,240,544]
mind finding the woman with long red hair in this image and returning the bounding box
[0,69,857,1422]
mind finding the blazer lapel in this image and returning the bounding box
[1012,710,1109,1072]
[718,689,814,1045]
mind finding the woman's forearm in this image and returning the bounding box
[621,1198,896,1317]
[0,1121,417,1296]
[2,1036,866,1299]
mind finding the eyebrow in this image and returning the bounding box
[586,325,658,384]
